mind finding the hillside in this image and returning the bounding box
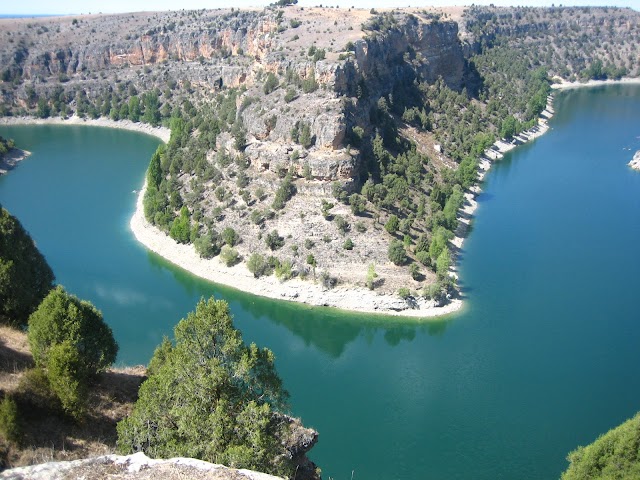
[0,5,638,315]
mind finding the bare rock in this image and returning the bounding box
[0,453,283,480]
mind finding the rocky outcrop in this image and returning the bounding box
[349,18,465,94]
[629,150,640,170]
[0,453,283,480]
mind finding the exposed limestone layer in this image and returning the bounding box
[0,452,282,480]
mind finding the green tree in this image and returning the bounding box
[299,122,313,148]
[272,175,296,210]
[117,297,304,477]
[0,396,21,443]
[146,145,164,190]
[562,412,640,480]
[349,193,366,215]
[388,240,406,266]
[263,72,279,95]
[247,253,268,278]
[128,95,142,122]
[500,115,518,139]
[169,206,191,244]
[0,205,55,327]
[141,91,161,126]
[28,285,118,374]
[222,227,239,247]
[265,230,284,250]
[385,215,399,234]
[436,247,451,278]
[46,341,88,419]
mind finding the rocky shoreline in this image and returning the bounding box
[0,147,30,175]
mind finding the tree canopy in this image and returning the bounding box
[117,297,305,477]
[561,412,640,480]
[27,285,118,418]
[0,204,55,327]
[28,285,118,374]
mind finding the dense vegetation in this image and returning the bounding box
[117,297,311,478]
[0,204,55,327]
[561,412,640,479]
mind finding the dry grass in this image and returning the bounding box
[0,326,146,470]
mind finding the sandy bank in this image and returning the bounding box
[0,115,170,143]
[130,181,462,318]
[0,148,31,175]
[551,77,640,91]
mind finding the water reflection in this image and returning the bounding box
[148,247,451,358]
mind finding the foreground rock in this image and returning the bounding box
[629,150,640,170]
[0,452,282,480]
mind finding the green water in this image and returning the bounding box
[1,85,640,479]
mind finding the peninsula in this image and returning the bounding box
[0,5,638,316]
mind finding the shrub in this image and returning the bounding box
[302,74,318,94]
[343,238,354,250]
[366,264,377,290]
[416,250,431,267]
[355,221,367,233]
[320,271,337,289]
[284,87,297,103]
[409,263,421,280]
[0,396,21,443]
[194,232,221,258]
[266,230,285,250]
[275,260,293,281]
[398,287,411,300]
[247,253,268,278]
[220,246,240,267]
[334,215,350,235]
[222,227,239,247]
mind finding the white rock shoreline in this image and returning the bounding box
[2,77,636,318]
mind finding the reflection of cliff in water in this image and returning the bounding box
[238,295,451,359]
[147,250,449,358]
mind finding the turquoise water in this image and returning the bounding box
[1,85,640,479]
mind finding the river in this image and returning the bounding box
[1,84,639,479]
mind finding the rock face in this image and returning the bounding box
[0,453,282,480]
[629,150,640,170]
[348,18,466,95]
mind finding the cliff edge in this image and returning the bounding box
[0,452,282,480]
